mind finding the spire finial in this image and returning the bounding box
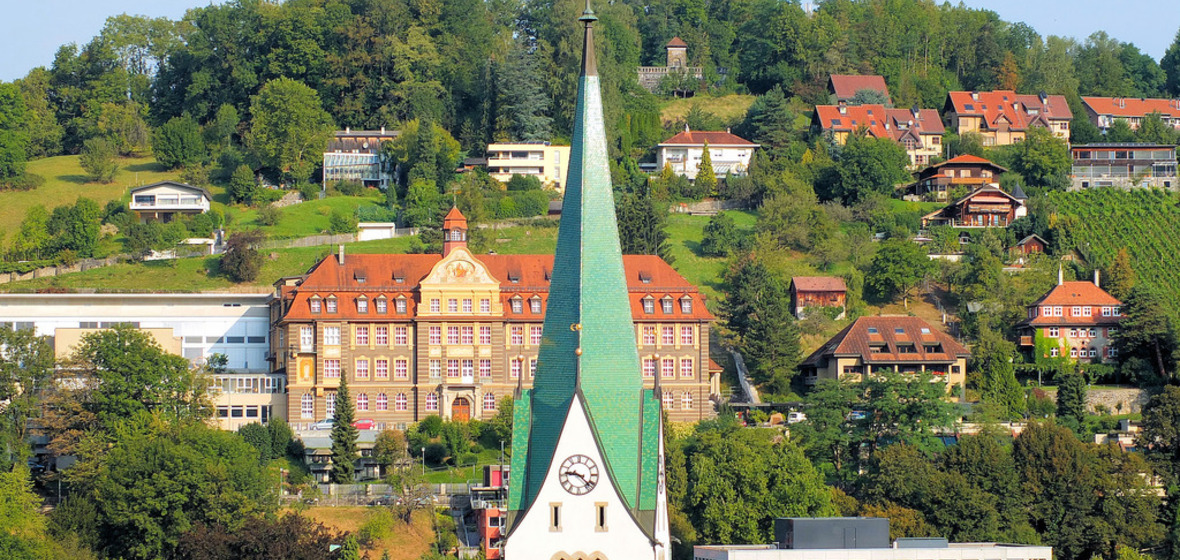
[579,0,598,77]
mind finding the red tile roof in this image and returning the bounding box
[658,130,758,147]
[666,37,688,48]
[443,206,467,228]
[813,105,945,140]
[945,91,1073,129]
[1021,281,1123,327]
[802,316,970,366]
[828,75,891,101]
[1082,96,1180,119]
[791,276,847,293]
[279,253,715,322]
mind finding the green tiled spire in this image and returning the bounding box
[508,0,647,516]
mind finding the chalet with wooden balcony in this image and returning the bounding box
[790,276,847,320]
[921,185,1027,228]
[912,155,1009,200]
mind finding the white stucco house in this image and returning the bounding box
[655,127,759,179]
[129,181,212,222]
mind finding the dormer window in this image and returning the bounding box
[867,327,878,334]
[511,297,523,314]
[356,296,368,314]
[310,297,322,313]
[354,269,367,284]
[642,296,655,314]
[639,271,652,284]
[393,270,405,284]
[395,296,407,314]
[375,296,387,314]
[680,297,693,314]
[530,297,542,314]
[661,297,674,314]
[325,296,338,313]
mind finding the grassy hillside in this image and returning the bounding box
[1049,189,1180,313]
[3,155,183,237]
[660,94,756,126]
[300,507,434,560]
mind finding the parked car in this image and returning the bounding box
[786,412,807,424]
[847,410,868,421]
[310,418,335,430]
[353,419,377,430]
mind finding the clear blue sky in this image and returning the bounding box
[2,0,1177,82]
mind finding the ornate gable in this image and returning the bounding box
[418,247,502,316]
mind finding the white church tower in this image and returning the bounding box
[502,3,670,559]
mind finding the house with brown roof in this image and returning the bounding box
[1081,96,1180,132]
[790,277,847,319]
[812,103,945,168]
[828,74,892,105]
[655,126,759,179]
[943,91,1072,146]
[799,316,969,395]
[920,185,1027,228]
[912,155,1009,200]
[270,208,720,427]
[1018,270,1122,363]
[1009,234,1048,258]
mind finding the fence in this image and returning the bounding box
[0,256,122,285]
[258,233,358,250]
[672,199,753,215]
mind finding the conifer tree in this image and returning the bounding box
[1104,249,1137,300]
[694,141,717,197]
[330,377,359,483]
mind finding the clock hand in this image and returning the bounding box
[564,470,587,483]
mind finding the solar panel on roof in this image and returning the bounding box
[964,104,974,110]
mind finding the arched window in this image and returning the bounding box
[682,391,693,410]
[376,393,388,411]
[301,394,314,419]
[426,392,439,411]
[484,393,497,411]
[357,393,369,411]
[395,393,408,411]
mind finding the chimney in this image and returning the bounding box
[1057,265,1063,286]
[338,244,345,265]
[381,126,386,135]
[1094,269,1100,287]
[684,123,690,133]
[345,126,350,133]
[839,100,847,115]
[911,103,920,120]
[971,91,979,101]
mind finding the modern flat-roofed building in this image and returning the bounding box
[485,142,571,191]
[0,292,281,430]
[129,181,212,222]
[696,517,1052,560]
[323,128,398,189]
[269,208,720,430]
[1071,143,1177,190]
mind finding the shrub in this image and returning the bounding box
[80,138,118,183]
[296,182,320,202]
[334,179,365,196]
[328,209,358,234]
[229,164,256,204]
[358,510,395,546]
[257,206,281,226]
[252,187,284,206]
[511,190,550,217]
[238,422,272,463]
[355,206,398,222]
[424,442,447,466]
[0,173,44,191]
[220,230,265,283]
[152,116,206,169]
[506,174,542,191]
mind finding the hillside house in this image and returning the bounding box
[129,181,211,222]
[1081,96,1180,132]
[812,103,944,168]
[799,316,969,396]
[1009,234,1048,257]
[1071,143,1177,190]
[323,128,398,189]
[485,142,571,191]
[912,155,1009,200]
[790,277,847,319]
[828,74,891,104]
[1018,270,1122,363]
[921,185,1027,228]
[655,127,759,179]
[943,91,1072,145]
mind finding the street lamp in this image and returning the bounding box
[422,447,426,476]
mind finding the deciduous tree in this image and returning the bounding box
[152,115,206,169]
[220,230,265,283]
[79,137,118,183]
[865,239,933,304]
[246,77,334,183]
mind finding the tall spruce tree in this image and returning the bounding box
[1056,371,1087,432]
[494,39,553,142]
[330,377,359,483]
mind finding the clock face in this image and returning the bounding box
[558,454,600,495]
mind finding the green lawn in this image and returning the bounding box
[4,155,183,242]
[660,94,757,126]
[225,193,387,239]
[664,210,756,306]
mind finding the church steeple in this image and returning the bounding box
[505,0,666,553]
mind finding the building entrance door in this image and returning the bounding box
[452,397,471,422]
